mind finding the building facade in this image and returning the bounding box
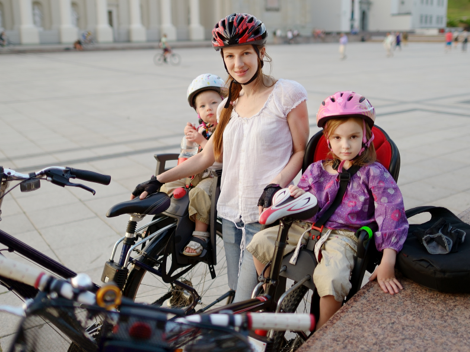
[0,0,448,45]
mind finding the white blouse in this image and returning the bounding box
[217,79,308,224]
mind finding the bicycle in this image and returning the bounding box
[153,50,181,65]
[0,165,229,316]
[0,255,315,352]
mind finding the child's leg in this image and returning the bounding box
[318,296,342,329]
[313,230,357,329]
[183,177,214,256]
[160,179,186,196]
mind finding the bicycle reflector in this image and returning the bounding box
[96,283,122,310]
[129,322,152,340]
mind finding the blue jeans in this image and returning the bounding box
[222,218,263,303]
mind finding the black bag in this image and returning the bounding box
[397,206,470,293]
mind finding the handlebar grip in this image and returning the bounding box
[0,255,45,287]
[247,313,315,332]
[68,168,111,185]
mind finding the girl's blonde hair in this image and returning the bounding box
[323,116,376,167]
[212,45,274,161]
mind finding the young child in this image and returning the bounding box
[160,73,225,256]
[247,91,409,329]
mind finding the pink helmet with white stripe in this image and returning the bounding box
[317,91,376,157]
[316,91,375,128]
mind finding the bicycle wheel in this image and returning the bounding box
[124,228,229,312]
[170,53,181,65]
[153,53,164,65]
[265,284,310,352]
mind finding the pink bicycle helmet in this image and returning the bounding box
[316,91,375,128]
[317,91,376,157]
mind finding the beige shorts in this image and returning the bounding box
[247,222,358,302]
[160,174,216,225]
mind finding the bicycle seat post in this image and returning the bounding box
[266,218,294,303]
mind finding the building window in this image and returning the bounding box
[266,0,280,11]
[420,14,423,24]
[430,0,433,5]
[429,15,432,24]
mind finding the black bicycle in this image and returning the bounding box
[0,255,314,352]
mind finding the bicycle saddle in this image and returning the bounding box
[259,189,318,225]
[106,192,171,218]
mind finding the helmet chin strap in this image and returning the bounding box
[222,46,264,108]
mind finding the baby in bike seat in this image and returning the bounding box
[159,74,226,257]
[247,91,409,329]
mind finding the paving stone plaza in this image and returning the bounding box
[1,42,470,347]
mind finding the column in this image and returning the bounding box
[160,0,176,40]
[95,0,113,43]
[18,0,40,44]
[58,0,77,43]
[189,0,204,40]
[129,0,146,42]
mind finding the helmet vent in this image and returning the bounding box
[330,97,335,103]
[322,101,325,106]
[340,93,343,97]
[347,95,354,101]
[359,96,366,103]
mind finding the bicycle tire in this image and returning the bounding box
[265,284,310,352]
[153,53,164,65]
[123,229,228,311]
[170,53,181,65]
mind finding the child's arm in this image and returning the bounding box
[369,248,403,295]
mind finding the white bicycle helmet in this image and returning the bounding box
[187,73,225,108]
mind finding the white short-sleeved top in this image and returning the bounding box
[216,79,308,224]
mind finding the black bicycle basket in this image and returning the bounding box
[8,295,253,352]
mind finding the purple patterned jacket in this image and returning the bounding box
[297,161,409,252]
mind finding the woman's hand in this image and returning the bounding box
[288,185,305,198]
[369,248,403,294]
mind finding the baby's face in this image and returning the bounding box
[194,91,223,126]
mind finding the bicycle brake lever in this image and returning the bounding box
[70,182,96,195]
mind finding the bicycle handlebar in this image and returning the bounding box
[68,167,111,185]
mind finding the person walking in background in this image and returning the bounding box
[453,30,459,49]
[402,32,408,46]
[395,32,402,51]
[462,30,468,52]
[445,30,453,53]
[383,33,394,57]
[339,33,348,60]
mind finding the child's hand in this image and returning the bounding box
[369,248,403,295]
[186,130,205,144]
[288,185,306,198]
[184,123,197,135]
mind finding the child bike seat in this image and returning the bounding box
[106,193,171,218]
[259,189,318,225]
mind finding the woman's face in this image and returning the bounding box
[222,45,264,84]
[328,119,363,162]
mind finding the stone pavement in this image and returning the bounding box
[0,42,469,349]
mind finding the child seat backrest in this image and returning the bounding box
[302,125,401,182]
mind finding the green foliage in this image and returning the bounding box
[447,0,470,25]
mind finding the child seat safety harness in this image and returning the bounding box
[290,164,361,265]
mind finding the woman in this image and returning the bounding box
[132,13,309,302]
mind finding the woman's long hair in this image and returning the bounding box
[212,45,273,161]
[323,116,376,167]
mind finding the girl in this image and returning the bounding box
[247,91,409,329]
[132,13,309,301]
[156,73,225,257]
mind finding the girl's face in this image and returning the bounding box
[194,90,223,126]
[328,119,363,162]
[222,45,264,84]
